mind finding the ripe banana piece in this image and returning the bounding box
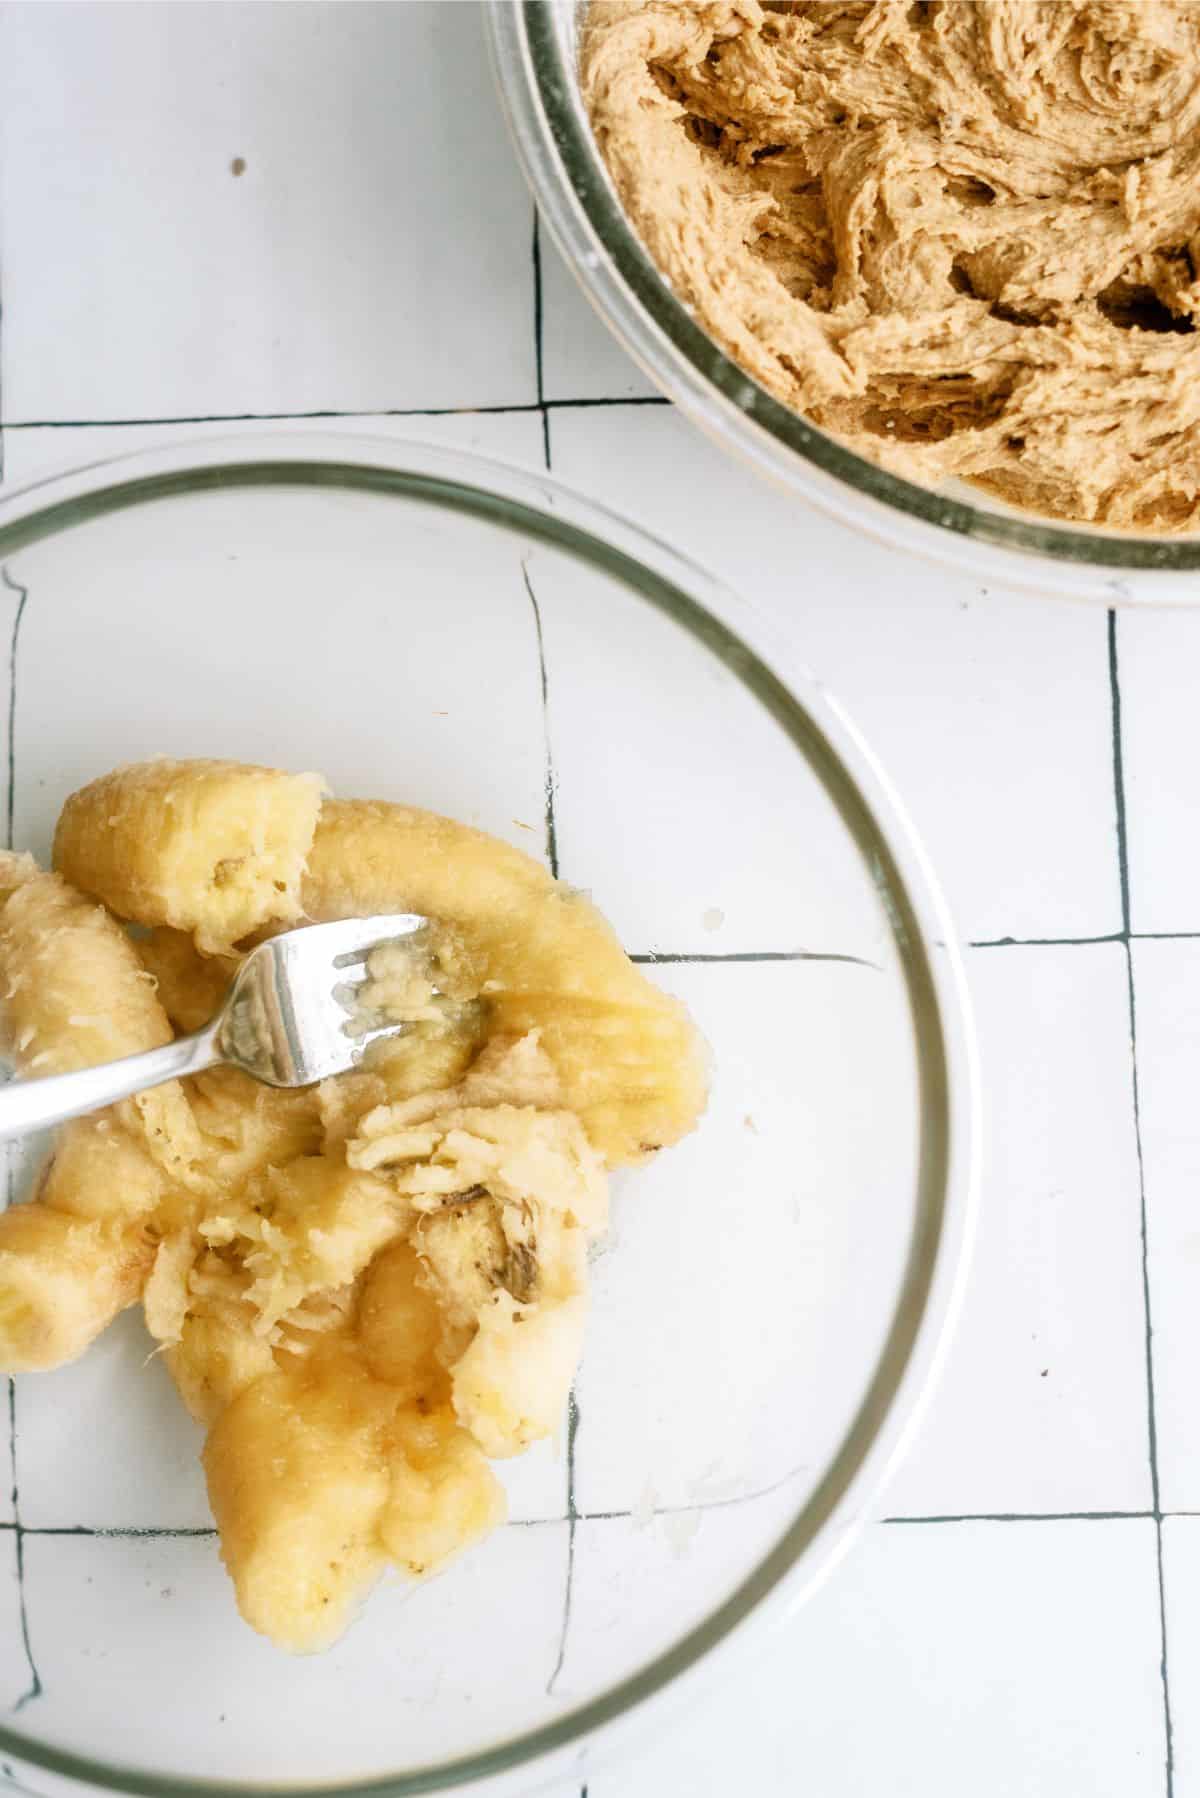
[0,866,185,1368]
[304,798,708,1166]
[55,758,325,954]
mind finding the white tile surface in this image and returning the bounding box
[1128,938,1200,1511]
[1162,1519,1200,1798]
[527,540,892,955]
[548,405,1122,945]
[587,1519,1166,1798]
[0,1759,96,1798]
[540,233,659,402]
[1,409,547,495]
[5,477,553,869]
[0,1,1191,1791]
[0,1533,32,1717]
[18,1525,567,1782]
[15,1312,209,1531]
[576,960,917,1517]
[0,1524,32,1718]
[0,2,537,419]
[559,1495,811,1703]
[885,943,1152,1515]
[1116,610,1200,936]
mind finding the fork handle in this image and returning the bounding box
[0,1026,221,1144]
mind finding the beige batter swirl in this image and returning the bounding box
[583,0,1200,531]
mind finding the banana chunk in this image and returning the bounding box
[0,1204,153,1372]
[204,1352,503,1654]
[348,1035,608,1458]
[55,758,325,954]
[137,926,237,1032]
[0,866,190,1368]
[304,798,708,1165]
[0,759,708,1652]
[0,867,172,1074]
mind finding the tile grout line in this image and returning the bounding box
[19,1506,1200,1540]
[631,949,881,968]
[547,1396,580,1696]
[1108,607,1174,1797]
[1127,926,1176,1794]
[1,1760,52,1798]
[970,933,1123,949]
[10,1525,216,1539]
[633,938,1200,964]
[522,560,559,881]
[522,288,581,1696]
[531,210,551,470]
[6,1384,39,1712]
[972,933,1200,948]
[0,396,673,437]
[883,1510,1152,1526]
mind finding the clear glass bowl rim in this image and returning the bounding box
[0,432,980,1798]
[487,0,1200,595]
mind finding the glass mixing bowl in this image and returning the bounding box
[0,435,977,1797]
[488,2,1200,604]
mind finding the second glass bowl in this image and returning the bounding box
[488,1,1200,604]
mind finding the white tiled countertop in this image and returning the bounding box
[0,3,1196,1795]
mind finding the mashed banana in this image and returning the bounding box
[584,0,1200,530]
[0,760,707,1652]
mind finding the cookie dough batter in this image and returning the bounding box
[584,0,1200,530]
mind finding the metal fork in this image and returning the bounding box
[0,914,430,1143]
